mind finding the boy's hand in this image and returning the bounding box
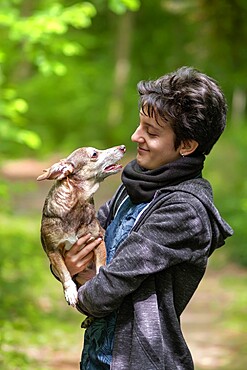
[64,234,103,278]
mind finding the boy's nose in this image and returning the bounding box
[131,127,144,143]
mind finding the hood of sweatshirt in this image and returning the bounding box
[162,178,234,255]
[110,178,233,256]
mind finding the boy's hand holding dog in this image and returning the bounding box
[64,234,104,286]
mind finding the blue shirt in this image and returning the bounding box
[81,197,148,370]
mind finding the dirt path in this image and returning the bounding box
[182,266,236,369]
[1,159,245,370]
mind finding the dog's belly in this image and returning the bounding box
[43,218,104,255]
[60,222,104,252]
[63,236,78,250]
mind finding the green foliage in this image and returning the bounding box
[219,273,247,370]
[109,0,140,14]
[7,2,96,75]
[0,88,41,152]
[0,180,11,213]
[222,274,247,333]
[0,0,98,157]
[1,0,247,158]
[0,0,139,158]
[204,125,247,267]
[0,211,84,370]
[0,1,97,73]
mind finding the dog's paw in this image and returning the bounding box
[63,279,78,307]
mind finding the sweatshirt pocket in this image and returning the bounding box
[131,280,165,370]
[131,323,164,370]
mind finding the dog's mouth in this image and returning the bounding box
[101,145,126,176]
[104,164,123,173]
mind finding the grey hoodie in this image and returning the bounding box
[77,178,233,369]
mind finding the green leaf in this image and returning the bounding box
[62,42,82,56]
[3,88,17,100]
[16,130,41,149]
[35,54,67,76]
[0,8,18,27]
[122,0,140,11]
[62,3,97,28]
[12,99,28,114]
[52,62,67,76]
[45,18,67,34]
[0,120,41,149]
[5,97,29,121]
[109,0,140,14]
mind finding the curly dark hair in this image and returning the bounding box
[137,66,227,155]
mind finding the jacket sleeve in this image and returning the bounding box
[77,198,211,317]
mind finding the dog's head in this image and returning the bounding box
[37,145,126,182]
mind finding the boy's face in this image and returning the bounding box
[131,110,181,170]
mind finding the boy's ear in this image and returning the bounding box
[37,159,74,181]
[180,140,199,156]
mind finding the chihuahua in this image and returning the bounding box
[37,145,126,307]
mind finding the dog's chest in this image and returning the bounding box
[42,181,103,250]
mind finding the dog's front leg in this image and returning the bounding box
[94,240,107,274]
[48,250,78,307]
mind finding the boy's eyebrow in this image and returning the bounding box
[139,110,169,128]
[145,122,160,130]
[139,114,164,131]
[141,121,163,134]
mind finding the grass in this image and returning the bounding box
[0,213,84,370]
[219,272,247,370]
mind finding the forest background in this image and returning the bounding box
[0,0,247,369]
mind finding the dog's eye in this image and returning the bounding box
[91,151,98,159]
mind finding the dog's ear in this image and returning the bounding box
[37,160,74,181]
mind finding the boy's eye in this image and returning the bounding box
[147,131,157,137]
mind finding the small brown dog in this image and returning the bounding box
[37,145,126,307]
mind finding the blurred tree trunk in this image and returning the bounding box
[107,11,134,127]
[11,0,34,82]
[231,87,246,125]
[180,0,247,124]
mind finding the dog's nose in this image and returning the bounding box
[119,145,126,153]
